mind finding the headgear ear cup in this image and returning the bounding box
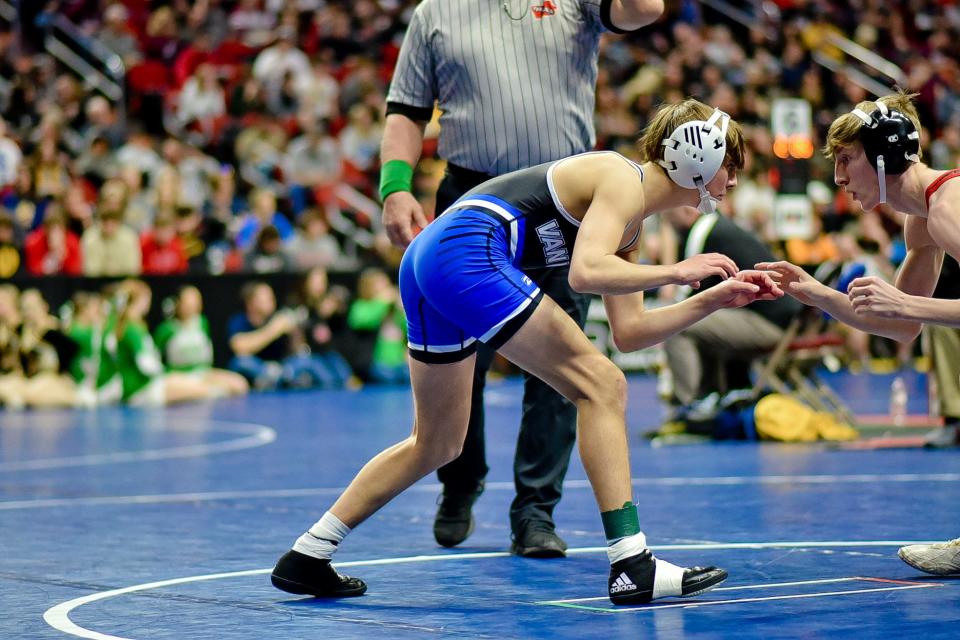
[659,108,730,213]
[851,101,920,203]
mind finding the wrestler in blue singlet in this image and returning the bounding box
[400,151,643,363]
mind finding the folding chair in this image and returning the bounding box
[750,263,859,427]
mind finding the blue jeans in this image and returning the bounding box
[229,353,353,390]
[308,351,355,388]
[370,361,410,385]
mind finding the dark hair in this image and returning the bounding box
[255,224,281,251]
[240,280,269,304]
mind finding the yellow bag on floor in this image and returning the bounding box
[754,394,858,442]
[808,412,859,441]
[754,394,818,442]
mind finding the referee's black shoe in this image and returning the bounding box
[433,483,484,547]
[510,520,567,558]
[608,549,727,605]
[271,550,366,597]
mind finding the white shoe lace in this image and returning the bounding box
[934,537,960,549]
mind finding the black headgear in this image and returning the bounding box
[851,101,920,203]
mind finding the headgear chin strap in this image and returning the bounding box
[851,100,920,204]
[659,108,730,214]
[695,179,721,214]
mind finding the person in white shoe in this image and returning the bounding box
[271,99,784,605]
[756,91,960,574]
[899,538,960,576]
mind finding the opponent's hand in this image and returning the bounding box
[703,269,783,309]
[674,253,738,289]
[847,276,909,318]
[754,260,823,305]
[383,191,430,248]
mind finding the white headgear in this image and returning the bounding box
[659,108,730,214]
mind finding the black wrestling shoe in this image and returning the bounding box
[434,483,484,547]
[510,520,567,558]
[271,550,367,597]
[608,549,727,605]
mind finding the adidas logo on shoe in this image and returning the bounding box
[607,550,728,605]
[609,572,637,593]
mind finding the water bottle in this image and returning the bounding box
[889,376,908,426]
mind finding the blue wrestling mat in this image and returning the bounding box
[2,369,958,639]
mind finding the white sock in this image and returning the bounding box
[606,531,647,564]
[292,511,350,560]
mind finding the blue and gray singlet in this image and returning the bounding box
[400,151,643,363]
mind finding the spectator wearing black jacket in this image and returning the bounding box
[663,207,803,405]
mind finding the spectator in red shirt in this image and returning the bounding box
[141,212,188,275]
[143,6,183,66]
[172,33,213,88]
[24,203,82,275]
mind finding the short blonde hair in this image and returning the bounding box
[823,91,922,160]
[638,98,745,170]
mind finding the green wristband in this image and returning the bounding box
[379,159,414,202]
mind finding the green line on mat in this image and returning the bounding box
[535,601,614,612]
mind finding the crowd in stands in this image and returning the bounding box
[1,0,959,409]
[0,265,408,408]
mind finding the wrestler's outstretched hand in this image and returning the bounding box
[754,260,826,306]
[703,269,783,310]
[674,253,738,289]
[848,276,910,319]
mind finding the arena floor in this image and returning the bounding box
[2,368,958,639]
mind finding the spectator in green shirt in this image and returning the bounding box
[64,290,120,407]
[154,285,248,397]
[347,267,408,384]
[113,279,219,407]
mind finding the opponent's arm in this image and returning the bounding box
[851,192,960,328]
[759,216,940,342]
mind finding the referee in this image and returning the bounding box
[379,0,664,556]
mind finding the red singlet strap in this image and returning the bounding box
[925,168,960,209]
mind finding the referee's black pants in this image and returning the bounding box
[433,163,589,533]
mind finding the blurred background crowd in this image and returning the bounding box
[1,0,959,410]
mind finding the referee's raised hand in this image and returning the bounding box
[383,191,430,248]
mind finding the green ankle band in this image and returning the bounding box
[379,159,414,202]
[601,501,640,541]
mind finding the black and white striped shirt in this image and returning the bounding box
[386,0,630,175]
